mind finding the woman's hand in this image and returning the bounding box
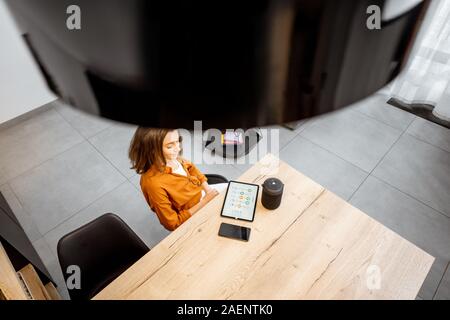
[205,187,214,194]
[205,188,219,197]
[202,182,214,194]
[198,188,218,205]
[188,188,219,216]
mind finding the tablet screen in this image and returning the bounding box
[221,181,259,222]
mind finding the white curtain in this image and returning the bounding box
[382,0,450,120]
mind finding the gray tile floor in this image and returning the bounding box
[0,93,449,300]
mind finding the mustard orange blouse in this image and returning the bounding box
[140,159,207,231]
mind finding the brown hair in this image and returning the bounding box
[129,127,181,174]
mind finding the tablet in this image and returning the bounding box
[220,181,259,222]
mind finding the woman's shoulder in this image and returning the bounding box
[140,173,168,198]
[141,168,165,187]
[180,157,200,169]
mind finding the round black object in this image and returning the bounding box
[261,178,284,210]
[4,1,429,129]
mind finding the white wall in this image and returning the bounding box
[0,0,56,125]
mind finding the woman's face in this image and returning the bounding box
[162,130,181,162]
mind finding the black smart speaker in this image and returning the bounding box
[261,178,284,210]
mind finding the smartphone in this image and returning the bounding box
[218,223,251,242]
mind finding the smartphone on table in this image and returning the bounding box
[218,222,251,242]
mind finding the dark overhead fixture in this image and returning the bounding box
[5,0,429,129]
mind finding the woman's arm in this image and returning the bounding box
[201,181,214,194]
[188,188,219,215]
[145,186,193,231]
[185,161,212,193]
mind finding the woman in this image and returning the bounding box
[129,127,227,231]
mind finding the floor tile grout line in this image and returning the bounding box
[279,130,302,153]
[359,119,450,220]
[2,108,129,239]
[267,122,372,202]
[432,261,450,299]
[128,177,141,192]
[52,103,113,140]
[2,105,133,248]
[85,137,132,181]
[298,109,409,173]
[0,100,56,134]
[231,164,246,174]
[6,180,42,233]
[1,108,87,186]
[260,121,310,151]
[366,174,450,221]
[2,140,87,185]
[53,102,135,176]
[85,124,112,140]
[276,125,313,156]
[351,105,417,133]
[264,125,372,203]
[378,101,450,154]
[296,133,371,174]
[54,103,133,183]
[32,236,58,262]
[338,115,450,219]
[41,180,130,237]
[403,130,450,155]
[347,120,414,202]
[284,120,311,138]
[1,138,81,176]
[30,239,68,297]
[335,106,404,134]
[1,181,26,214]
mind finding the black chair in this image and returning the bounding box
[57,213,149,300]
[204,174,228,185]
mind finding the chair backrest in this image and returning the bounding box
[57,213,149,300]
[204,174,229,185]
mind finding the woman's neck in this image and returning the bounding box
[165,158,179,169]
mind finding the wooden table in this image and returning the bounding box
[0,242,28,300]
[94,154,434,300]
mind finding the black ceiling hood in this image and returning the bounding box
[5,0,429,130]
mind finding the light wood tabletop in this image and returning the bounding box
[94,154,434,300]
[0,242,28,300]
